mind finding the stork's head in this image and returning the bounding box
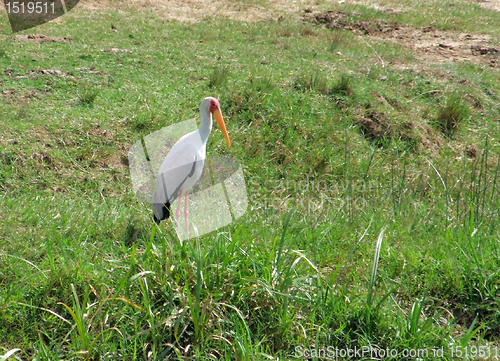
[209,98,220,114]
[202,97,230,148]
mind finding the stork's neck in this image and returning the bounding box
[198,108,212,144]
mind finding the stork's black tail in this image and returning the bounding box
[153,201,171,224]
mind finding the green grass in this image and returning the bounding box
[77,86,99,105]
[209,65,230,89]
[329,29,347,52]
[1,0,500,359]
[434,93,471,137]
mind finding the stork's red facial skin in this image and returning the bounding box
[209,99,220,113]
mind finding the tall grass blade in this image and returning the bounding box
[0,349,21,361]
[337,218,373,287]
[273,205,295,279]
[427,159,450,223]
[367,226,387,308]
[459,315,483,347]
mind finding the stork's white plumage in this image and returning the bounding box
[152,97,230,235]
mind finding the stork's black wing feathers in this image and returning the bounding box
[153,201,171,224]
[152,154,198,225]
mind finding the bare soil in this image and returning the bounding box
[303,10,499,68]
[77,0,312,22]
[475,0,500,12]
[380,27,498,69]
[12,34,73,43]
[352,0,500,13]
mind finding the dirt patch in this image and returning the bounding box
[13,34,73,43]
[87,127,115,141]
[353,0,500,13]
[77,0,312,22]
[358,110,392,144]
[75,67,107,75]
[106,153,129,170]
[2,89,17,96]
[465,144,479,158]
[360,111,414,147]
[102,48,133,54]
[474,0,500,12]
[1,89,37,104]
[5,68,74,80]
[350,0,408,14]
[303,10,499,67]
[385,28,498,68]
[356,109,420,148]
[355,105,443,152]
[304,10,400,33]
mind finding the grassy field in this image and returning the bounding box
[1,0,500,359]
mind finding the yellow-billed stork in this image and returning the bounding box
[152,97,230,236]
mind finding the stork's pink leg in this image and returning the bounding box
[184,190,189,238]
[175,190,183,229]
